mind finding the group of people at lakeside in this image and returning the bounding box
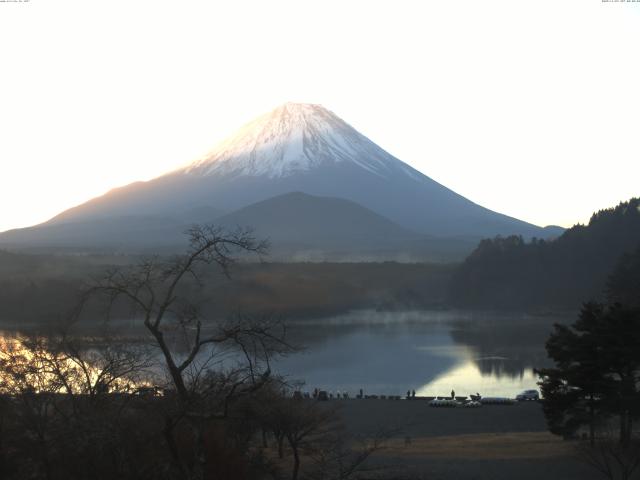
[309,388,349,400]
[404,389,482,400]
[297,388,483,401]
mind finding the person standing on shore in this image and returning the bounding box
[451,389,455,399]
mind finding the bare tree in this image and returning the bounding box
[278,399,337,480]
[307,428,393,480]
[82,225,294,480]
[258,392,391,480]
[576,428,640,480]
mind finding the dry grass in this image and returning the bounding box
[381,432,572,460]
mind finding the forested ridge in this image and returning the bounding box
[449,197,640,310]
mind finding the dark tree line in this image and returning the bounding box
[0,250,454,327]
[448,198,640,310]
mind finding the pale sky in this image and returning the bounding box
[1,0,638,233]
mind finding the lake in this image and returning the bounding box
[273,310,569,398]
[0,309,570,399]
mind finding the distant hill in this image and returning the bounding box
[207,192,479,261]
[448,197,640,310]
[216,192,419,248]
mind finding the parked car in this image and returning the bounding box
[516,389,540,401]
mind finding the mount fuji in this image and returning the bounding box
[0,103,561,258]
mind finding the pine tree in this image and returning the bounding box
[537,302,640,445]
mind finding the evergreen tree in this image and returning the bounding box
[537,302,640,445]
[607,246,640,308]
[536,303,614,444]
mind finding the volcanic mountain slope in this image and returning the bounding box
[0,103,560,256]
[0,192,477,260]
[39,103,551,237]
[0,206,227,252]
[0,215,189,251]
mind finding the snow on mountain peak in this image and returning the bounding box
[184,103,408,179]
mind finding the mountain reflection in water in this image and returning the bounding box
[274,310,569,397]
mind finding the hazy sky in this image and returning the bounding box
[1,0,638,233]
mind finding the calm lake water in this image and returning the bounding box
[273,310,569,398]
[1,310,570,399]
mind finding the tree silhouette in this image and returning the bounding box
[537,302,640,445]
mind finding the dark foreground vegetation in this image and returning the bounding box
[0,226,390,480]
[0,334,388,480]
[449,198,640,310]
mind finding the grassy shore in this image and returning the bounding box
[330,399,600,480]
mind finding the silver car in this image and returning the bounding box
[516,389,540,401]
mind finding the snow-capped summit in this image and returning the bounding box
[185,102,410,179]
